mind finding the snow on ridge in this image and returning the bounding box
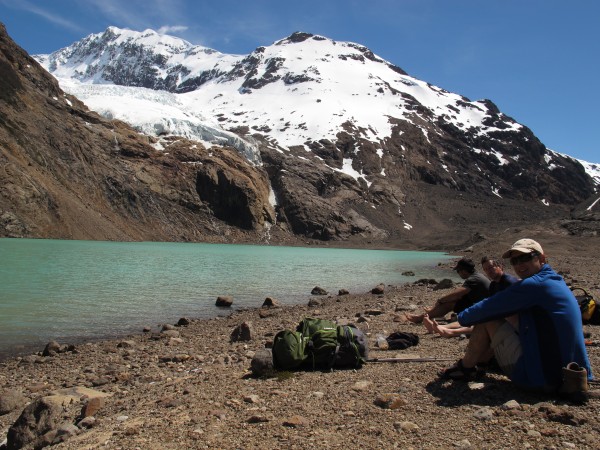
[62,80,261,164]
[547,149,600,187]
[40,27,532,171]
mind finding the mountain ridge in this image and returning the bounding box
[2,23,598,244]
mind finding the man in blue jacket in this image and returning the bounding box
[441,238,592,396]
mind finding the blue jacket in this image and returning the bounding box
[458,264,593,390]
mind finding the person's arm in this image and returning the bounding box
[457,278,537,326]
[436,287,469,305]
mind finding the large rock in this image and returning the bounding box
[230,322,253,342]
[7,396,71,449]
[250,349,275,377]
[0,390,26,415]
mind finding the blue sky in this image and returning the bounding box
[1,0,598,163]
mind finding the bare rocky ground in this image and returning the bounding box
[1,230,599,449]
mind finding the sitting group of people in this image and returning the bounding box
[406,238,593,398]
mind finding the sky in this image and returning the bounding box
[1,0,598,163]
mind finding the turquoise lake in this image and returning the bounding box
[0,238,456,359]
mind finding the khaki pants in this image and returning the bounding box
[490,321,522,376]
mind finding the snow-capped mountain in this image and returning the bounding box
[28,26,599,243]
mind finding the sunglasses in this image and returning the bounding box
[510,252,539,266]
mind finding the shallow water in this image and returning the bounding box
[0,238,455,358]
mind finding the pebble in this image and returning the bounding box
[394,421,419,432]
[502,400,521,410]
[352,381,372,391]
[473,407,494,421]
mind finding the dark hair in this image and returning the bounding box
[481,256,504,269]
[455,257,475,274]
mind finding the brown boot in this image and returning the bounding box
[559,362,589,403]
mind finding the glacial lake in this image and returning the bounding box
[0,238,456,359]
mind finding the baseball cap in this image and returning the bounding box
[502,238,544,259]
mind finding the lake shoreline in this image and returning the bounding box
[1,231,598,449]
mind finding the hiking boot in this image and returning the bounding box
[559,362,589,403]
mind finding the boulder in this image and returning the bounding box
[176,317,191,326]
[433,278,455,290]
[230,322,253,342]
[308,298,322,307]
[250,349,275,377]
[216,295,233,307]
[42,340,61,357]
[371,284,385,295]
[0,390,27,415]
[311,286,328,295]
[338,289,350,295]
[7,396,72,449]
[262,297,281,308]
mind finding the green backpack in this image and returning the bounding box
[306,328,339,369]
[296,318,336,337]
[272,330,307,370]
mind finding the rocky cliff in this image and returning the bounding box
[0,23,275,244]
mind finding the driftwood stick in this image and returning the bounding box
[366,357,455,363]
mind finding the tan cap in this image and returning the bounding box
[502,238,544,258]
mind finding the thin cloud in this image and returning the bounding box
[157,25,188,35]
[0,0,84,33]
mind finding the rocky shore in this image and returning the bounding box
[1,231,599,449]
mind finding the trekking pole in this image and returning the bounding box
[366,357,455,363]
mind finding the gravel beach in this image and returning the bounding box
[1,231,599,449]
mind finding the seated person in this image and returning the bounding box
[405,257,490,328]
[425,256,519,337]
[441,239,593,397]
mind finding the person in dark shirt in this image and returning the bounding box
[425,256,518,337]
[405,257,490,328]
[481,255,520,295]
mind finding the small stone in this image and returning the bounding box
[283,415,310,428]
[52,423,79,445]
[116,415,129,422]
[338,289,350,295]
[77,416,97,429]
[454,439,473,449]
[116,340,136,349]
[527,430,541,438]
[248,415,270,423]
[311,391,325,398]
[308,298,322,307]
[374,393,406,410]
[352,381,372,392]
[394,421,419,432]
[161,329,180,338]
[162,324,176,331]
[176,317,191,326]
[473,407,494,421]
[243,394,260,404]
[502,400,521,410]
